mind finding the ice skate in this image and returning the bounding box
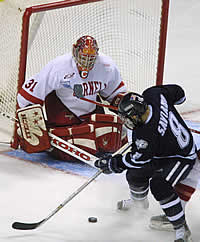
[117,197,149,211]
[117,199,133,210]
[174,223,193,242]
[149,214,174,231]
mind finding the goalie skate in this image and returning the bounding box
[150,214,174,232]
[117,197,149,211]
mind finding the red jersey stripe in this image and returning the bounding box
[111,81,125,95]
[19,88,44,106]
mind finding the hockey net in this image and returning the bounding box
[0,0,169,143]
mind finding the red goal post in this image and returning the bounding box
[0,0,170,144]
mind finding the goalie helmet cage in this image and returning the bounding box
[0,0,169,145]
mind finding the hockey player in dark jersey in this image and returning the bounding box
[95,84,197,242]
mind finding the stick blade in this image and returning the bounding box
[12,221,43,230]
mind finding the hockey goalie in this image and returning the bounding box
[15,35,127,160]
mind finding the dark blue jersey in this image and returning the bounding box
[124,85,197,169]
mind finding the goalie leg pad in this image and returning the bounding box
[90,114,123,154]
[17,104,51,153]
[174,183,195,202]
[49,113,124,161]
[175,156,200,201]
[49,124,97,161]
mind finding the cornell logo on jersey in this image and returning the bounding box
[135,139,148,150]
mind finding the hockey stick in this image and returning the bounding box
[0,110,131,229]
[12,170,102,230]
[12,141,131,230]
[73,84,118,111]
[190,128,200,135]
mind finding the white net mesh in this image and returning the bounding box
[0,0,64,139]
[26,0,163,92]
[0,0,168,141]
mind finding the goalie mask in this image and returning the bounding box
[118,92,148,130]
[73,35,99,79]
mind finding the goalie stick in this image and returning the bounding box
[49,132,99,166]
[12,141,131,230]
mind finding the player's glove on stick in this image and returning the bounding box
[95,154,126,174]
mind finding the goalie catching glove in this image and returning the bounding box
[94,154,126,174]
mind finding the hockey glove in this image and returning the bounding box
[95,154,125,174]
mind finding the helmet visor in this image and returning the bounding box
[77,52,97,70]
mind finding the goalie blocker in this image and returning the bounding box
[17,105,124,160]
[17,105,51,153]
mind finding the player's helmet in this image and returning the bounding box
[73,35,99,73]
[118,92,148,129]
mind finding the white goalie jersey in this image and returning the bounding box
[17,53,126,117]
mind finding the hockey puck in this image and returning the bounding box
[88,217,97,223]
